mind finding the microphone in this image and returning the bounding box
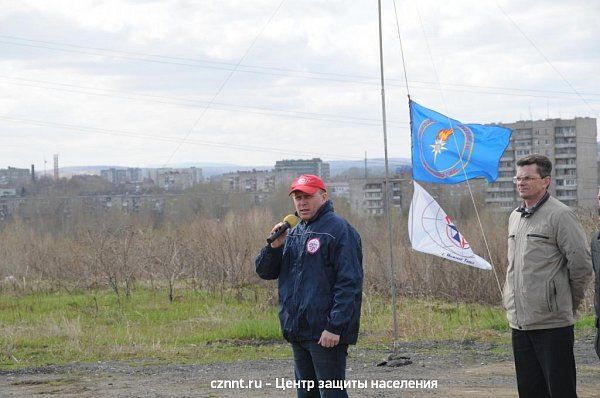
[266,214,299,244]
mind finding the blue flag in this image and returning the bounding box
[410,100,512,184]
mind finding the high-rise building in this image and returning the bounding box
[0,167,30,187]
[154,167,202,190]
[220,169,295,193]
[327,181,350,200]
[349,177,406,215]
[274,158,330,181]
[100,168,143,184]
[486,117,597,210]
[214,169,295,204]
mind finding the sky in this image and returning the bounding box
[0,0,598,169]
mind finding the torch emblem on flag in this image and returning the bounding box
[430,128,455,163]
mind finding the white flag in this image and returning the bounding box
[408,181,491,270]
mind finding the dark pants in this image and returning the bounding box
[291,341,349,398]
[512,325,577,398]
[594,317,600,358]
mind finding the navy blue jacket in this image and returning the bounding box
[255,200,363,345]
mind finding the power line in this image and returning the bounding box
[0,114,402,163]
[161,0,287,166]
[2,70,597,114]
[0,76,408,128]
[496,2,598,117]
[1,34,599,99]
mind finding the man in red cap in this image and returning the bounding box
[256,174,363,398]
[288,174,329,222]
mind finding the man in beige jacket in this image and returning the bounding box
[504,154,592,398]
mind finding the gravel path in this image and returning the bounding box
[1,335,598,397]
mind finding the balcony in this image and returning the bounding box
[554,142,576,148]
[554,153,576,159]
[487,186,515,193]
[514,142,532,149]
[498,166,514,172]
[555,171,577,177]
[556,185,577,190]
[486,197,517,204]
[496,176,514,182]
[554,164,576,169]
[556,195,577,201]
[555,186,577,192]
[514,133,533,140]
[555,131,576,138]
[555,181,577,187]
[486,187,502,192]
[556,185,577,192]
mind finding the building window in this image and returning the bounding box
[555,126,576,135]
[515,128,533,137]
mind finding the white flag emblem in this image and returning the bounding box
[408,181,491,270]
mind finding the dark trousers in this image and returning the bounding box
[594,317,600,358]
[512,325,577,398]
[291,341,349,398]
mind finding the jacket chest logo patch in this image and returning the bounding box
[306,238,321,254]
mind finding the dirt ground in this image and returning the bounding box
[1,334,598,397]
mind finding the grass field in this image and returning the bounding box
[0,286,595,369]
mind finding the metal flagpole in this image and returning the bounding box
[377,0,399,349]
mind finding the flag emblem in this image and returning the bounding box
[417,119,474,179]
[410,100,512,184]
[445,216,469,249]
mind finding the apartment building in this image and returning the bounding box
[349,177,406,215]
[220,169,295,192]
[100,167,143,185]
[154,167,203,190]
[486,117,597,209]
[327,181,350,200]
[274,158,330,181]
[0,166,30,187]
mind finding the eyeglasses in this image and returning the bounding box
[512,176,544,184]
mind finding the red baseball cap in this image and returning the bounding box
[289,174,327,195]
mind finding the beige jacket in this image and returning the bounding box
[503,195,592,330]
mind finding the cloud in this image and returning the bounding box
[0,0,597,169]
